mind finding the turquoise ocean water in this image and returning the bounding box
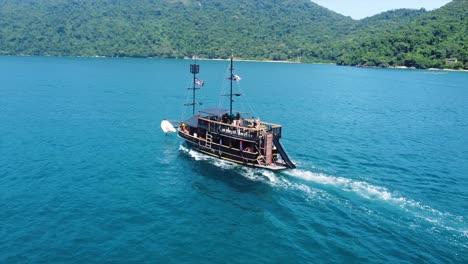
[1,56,467,263]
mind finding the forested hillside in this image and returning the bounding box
[0,0,466,69]
[0,0,354,60]
[334,0,468,69]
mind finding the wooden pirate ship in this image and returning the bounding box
[172,58,295,170]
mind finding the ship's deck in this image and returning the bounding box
[198,116,282,131]
[196,116,283,140]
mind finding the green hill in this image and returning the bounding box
[359,8,428,25]
[0,0,354,60]
[334,0,468,69]
[0,0,466,69]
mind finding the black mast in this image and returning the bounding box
[229,57,233,116]
[188,63,200,115]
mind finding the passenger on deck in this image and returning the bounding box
[181,123,189,134]
[231,112,240,127]
[221,113,229,124]
[255,118,261,128]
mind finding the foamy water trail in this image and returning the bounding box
[286,169,467,237]
[287,169,401,202]
[179,145,211,161]
[179,145,280,185]
[178,146,323,199]
[179,146,467,238]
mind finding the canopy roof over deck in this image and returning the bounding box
[199,108,229,117]
[183,108,229,127]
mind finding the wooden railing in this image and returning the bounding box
[197,117,283,139]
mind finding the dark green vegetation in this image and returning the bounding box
[0,0,467,69]
[334,1,468,69]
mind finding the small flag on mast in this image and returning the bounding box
[232,74,242,81]
[195,78,205,87]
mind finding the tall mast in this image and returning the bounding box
[229,57,233,116]
[187,62,200,115]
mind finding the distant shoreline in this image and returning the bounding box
[353,64,468,73]
[184,56,302,64]
[4,54,467,72]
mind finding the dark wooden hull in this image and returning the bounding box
[177,113,295,170]
[178,131,261,167]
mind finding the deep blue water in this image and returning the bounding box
[1,56,467,263]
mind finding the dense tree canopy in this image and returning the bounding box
[0,0,466,69]
[334,0,468,69]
